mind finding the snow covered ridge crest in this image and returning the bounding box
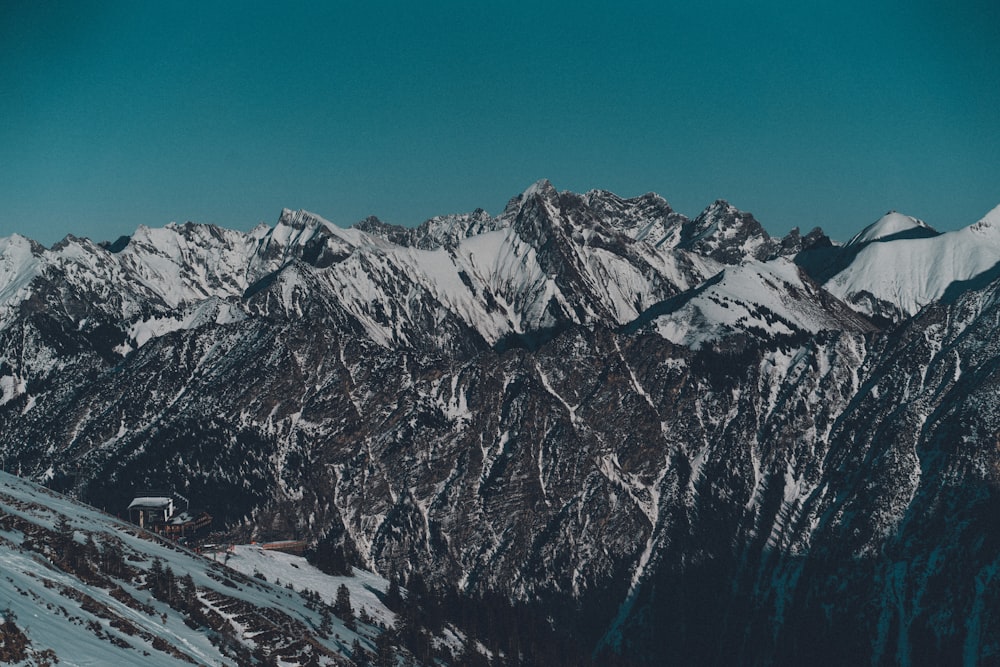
[822,204,1000,319]
[1,181,999,352]
[0,183,881,351]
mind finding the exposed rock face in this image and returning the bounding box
[1,181,999,664]
[679,199,778,263]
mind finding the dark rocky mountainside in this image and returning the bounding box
[2,181,1000,664]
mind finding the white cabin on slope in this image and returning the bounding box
[127,492,177,528]
[127,489,212,538]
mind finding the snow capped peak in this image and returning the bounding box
[688,200,753,238]
[583,189,670,213]
[276,208,335,232]
[778,226,832,255]
[522,178,557,200]
[641,257,875,347]
[824,206,1000,320]
[263,209,347,255]
[410,208,503,249]
[0,234,45,312]
[0,232,44,257]
[501,179,560,218]
[348,215,414,247]
[846,211,936,247]
[584,188,625,205]
[580,189,684,246]
[970,203,1000,234]
[702,199,738,216]
[681,200,774,263]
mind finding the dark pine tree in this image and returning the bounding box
[148,557,165,593]
[99,541,126,578]
[351,638,369,666]
[374,631,395,667]
[307,537,353,576]
[334,583,354,622]
[385,574,403,611]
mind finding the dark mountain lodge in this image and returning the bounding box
[127,490,211,538]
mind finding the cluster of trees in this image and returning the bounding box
[305,534,360,577]
[324,583,396,666]
[334,584,353,619]
[377,572,599,667]
[442,589,601,666]
[349,632,397,667]
[148,557,293,666]
[51,515,130,585]
[46,515,613,666]
[147,557,212,629]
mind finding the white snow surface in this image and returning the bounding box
[0,235,43,315]
[4,187,997,353]
[0,181,740,353]
[223,544,397,629]
[654,258,859,348]
[828,205,1000,317]
[846,211,935,247]
[0,193,714,350]
[129,298,246,348]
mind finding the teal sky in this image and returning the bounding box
[2,1,999,246]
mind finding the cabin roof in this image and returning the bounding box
[128,496,172,510]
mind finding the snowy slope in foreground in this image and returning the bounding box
[222,545,396,630]
[0,470,394,666]
[828,205,1000,317]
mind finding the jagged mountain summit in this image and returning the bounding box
[2,180,1000,665]
[0,179,865,358]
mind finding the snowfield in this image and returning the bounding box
[221,544,397,630]
[828,207,1000,317]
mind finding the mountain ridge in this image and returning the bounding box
[2,180,1000,664]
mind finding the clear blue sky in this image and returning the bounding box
[2,1,998,246]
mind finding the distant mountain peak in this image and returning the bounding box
[410,208,502,249]
[704,198,738,213]
[522,177,557,199]
[680,200,774,263]
[846,210,937,246]
[276,208,334,232]
[352,214,409,240]
[501,179,560,218]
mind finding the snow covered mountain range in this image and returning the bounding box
[2,180,1000,664]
